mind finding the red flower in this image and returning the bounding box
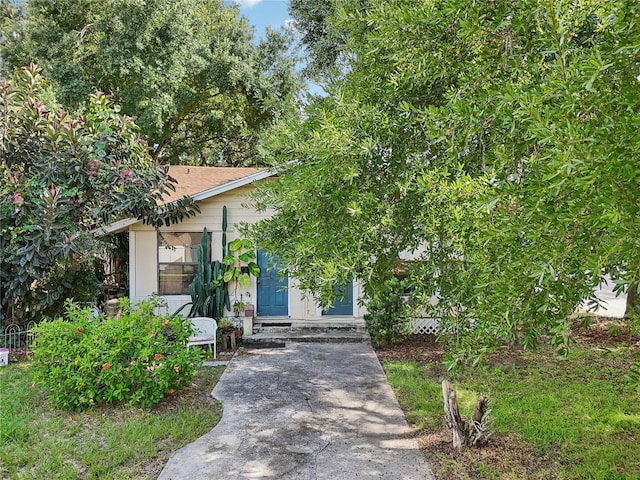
[77,327,84,333]
[154,353,163,361]
[168,388,176,394]
[102,363,110,370]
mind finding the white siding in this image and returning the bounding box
[128,184,363,319]
[134,230,158,297]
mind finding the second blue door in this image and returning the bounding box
[323,282,354,316]
[256,250,288,316]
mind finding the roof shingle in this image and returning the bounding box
[162,166,262,202]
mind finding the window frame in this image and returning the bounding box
[157,231,211,295]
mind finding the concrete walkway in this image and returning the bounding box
[158,342,435,479]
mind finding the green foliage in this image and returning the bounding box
[1,0,302,166]
[40,266,102,321]
[223,238,260,290]
[217,318,235,333]
[0,65,198,325]
[32,297,201,410]
[363,276,409,345]
[289,0,354,80]
[252,0,640,363]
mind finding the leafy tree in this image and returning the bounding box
[0,65,198,325]
[1,0,302,166]
[252,0,640,365]
[288,0,358,80]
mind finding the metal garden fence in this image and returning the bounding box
[1,321,37,352]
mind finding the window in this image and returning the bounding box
[158,232,210,295]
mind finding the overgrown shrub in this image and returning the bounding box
[364,277,410,345]
[37,266,102,322]
[32,297,201,410]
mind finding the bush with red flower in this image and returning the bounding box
[32,297,201,410]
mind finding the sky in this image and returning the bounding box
[235,0,291,42]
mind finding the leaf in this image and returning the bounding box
[248,262,261,277]
[229,239,243,252]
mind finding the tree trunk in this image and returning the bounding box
[442,381,491,451]
[625,283,638,317]
[442,380,465,452]
[467,395,488,445]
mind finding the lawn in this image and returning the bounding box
[376,319,640,480]
[0,363,224,479]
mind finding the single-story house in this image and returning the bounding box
[103,166,366,321]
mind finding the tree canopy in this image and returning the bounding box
[0,65,198,325]
[252,0,640,364]
[288,0,353,80]
[0,0,302,165]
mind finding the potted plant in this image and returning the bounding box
[232,298,245,319]
[217,318,238,351]
[218,318,235,334]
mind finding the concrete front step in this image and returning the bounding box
[245,319,370,344]
[245,330,371,344]
[253,319,367,333]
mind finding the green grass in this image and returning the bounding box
[0,362,224,479]
[383,344,640,480]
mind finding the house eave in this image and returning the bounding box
[97,168,274,234]
[94,217,141,235]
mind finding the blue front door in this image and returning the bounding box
[257,250,288,316]
[323,282,354,316]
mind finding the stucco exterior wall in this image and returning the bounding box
[127,184,365,320]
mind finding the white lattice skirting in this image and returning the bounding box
[410,318,440,335]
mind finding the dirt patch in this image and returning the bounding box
[571,315,640,349]
[375,335,560,478]
[419,428,562,480]
[375,334,445,365]
[5,347,33,363]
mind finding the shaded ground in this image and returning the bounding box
[374,316,640,480]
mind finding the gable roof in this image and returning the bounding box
[162,166,270,203]
[98,166,273,234]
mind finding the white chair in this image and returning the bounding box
[187,317,218,359]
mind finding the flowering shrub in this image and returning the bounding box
[0,65,197,326]
[32,297,201,410]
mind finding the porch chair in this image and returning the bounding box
[186,317,218,359]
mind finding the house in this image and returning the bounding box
[103,166,366,321]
